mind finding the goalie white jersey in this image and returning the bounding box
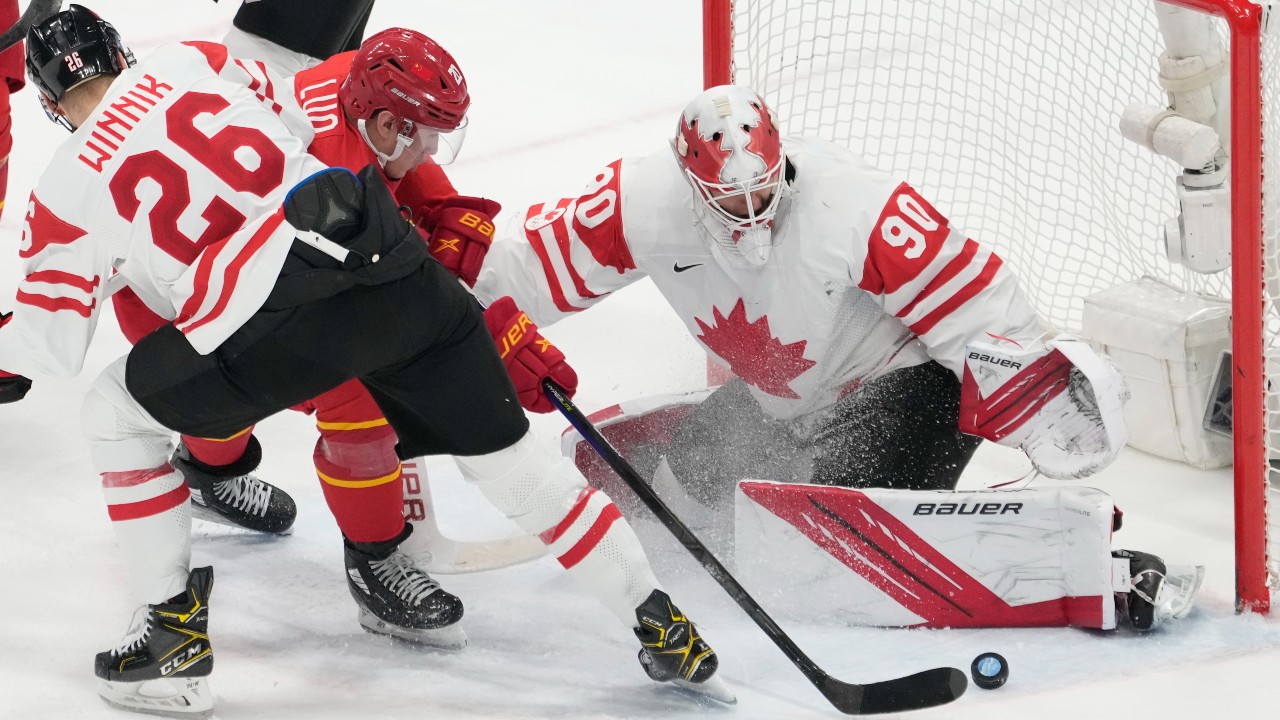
[0,41,323,378]
[475,138,1046,419]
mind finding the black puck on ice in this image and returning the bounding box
[970,652,1008,690]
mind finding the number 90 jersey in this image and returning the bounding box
[474,137,1046,420]
[0,42,326,378]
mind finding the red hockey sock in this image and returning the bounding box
[315,443,405,543]
[181,429,254,468]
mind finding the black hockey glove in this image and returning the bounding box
[0,312,31,403]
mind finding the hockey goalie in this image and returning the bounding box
[473,84,1204,633]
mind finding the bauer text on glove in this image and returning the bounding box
[484,296,578,413]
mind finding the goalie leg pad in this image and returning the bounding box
[455,430,661,625]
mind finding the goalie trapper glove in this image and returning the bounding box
[959,334,1129,479]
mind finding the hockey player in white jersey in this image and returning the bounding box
[0,6,729,715]
[474,85,1198,632]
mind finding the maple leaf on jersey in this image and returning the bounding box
[695,299,815,399]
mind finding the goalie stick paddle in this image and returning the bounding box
[543,379,968,715]
[0,0,60,53]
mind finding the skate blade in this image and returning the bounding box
[190,503,292,535]
[98,677,214,718]
[669,675,737,705]
[357,609,468,650]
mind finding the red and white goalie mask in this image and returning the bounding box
[672,85,787,266]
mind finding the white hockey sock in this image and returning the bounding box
[456,431,661,627]
[101,465,193,606]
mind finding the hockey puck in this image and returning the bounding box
[970,652,1008,690]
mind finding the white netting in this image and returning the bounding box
[726,0,1277,606]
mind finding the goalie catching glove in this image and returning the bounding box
[419,196,501,287]
[484,296,577,413]
[959,335,1128,479]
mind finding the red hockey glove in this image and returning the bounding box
[0,312,31,404]
[421,196,501,287]
[484,296,577,414]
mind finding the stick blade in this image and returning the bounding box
[820,667,967,715]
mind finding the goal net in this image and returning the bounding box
[703,0,1278,611]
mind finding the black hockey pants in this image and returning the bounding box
[125,254,529,461]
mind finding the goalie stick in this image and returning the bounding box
[0,0,60,53]
[543,379,968,715]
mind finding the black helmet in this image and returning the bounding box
[25,4,134,107]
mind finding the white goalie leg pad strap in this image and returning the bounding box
[455,431,661,625]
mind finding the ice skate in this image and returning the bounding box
[346,524,467,649]
[1114,549,1205,630]
[173,438,297,534]
[634,589,735,704]
[95,567,215,718]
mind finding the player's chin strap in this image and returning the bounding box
[355,118,413,167]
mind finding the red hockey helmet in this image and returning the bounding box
[340,28,469,164]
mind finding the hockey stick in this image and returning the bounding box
[400,458,549,575]
[0,0,61,53]
[544,379,967,715]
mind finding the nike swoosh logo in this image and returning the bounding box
[673,262,703,273]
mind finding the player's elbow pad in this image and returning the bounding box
[959,335,1129,480]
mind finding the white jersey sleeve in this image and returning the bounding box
[0,41,327,378]
[474,159,647,324]
[843,175,1047,374]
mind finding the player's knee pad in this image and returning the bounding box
[81,358,175,474]
[316,425,400,477]
[454,430,592,534]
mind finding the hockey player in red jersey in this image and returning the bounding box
[473,85,1199,632]
[0,7,728,715]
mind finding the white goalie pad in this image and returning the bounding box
[734,482,1119,629]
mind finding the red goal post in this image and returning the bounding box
[703,0,1276,612]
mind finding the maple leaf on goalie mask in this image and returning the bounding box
[695,299,815,399]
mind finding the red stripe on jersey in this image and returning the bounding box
[859,182,951,296]
[540,487,598,545]
[238,59,284,115]
[556,503,622,570]
[181,41,229,73]
[571,160,635,273]
[20,195,87,259]
[895,238,981,319]
[107,483,190,521]
[549,205,602,302]
[16,289,94,317]
[909,252,1002,336]
[102,465,176,489]
[524,199,583,314]
[26,269,100,294]
[178,209,285,334]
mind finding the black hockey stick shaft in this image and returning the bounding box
[0,0,61,53]
[543,379,967,715]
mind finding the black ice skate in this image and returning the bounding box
[173,436,296,534]
[634,589,735,704]
[345,523,467,649]
[1113,549,1205,631]
[95,566,215,718]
